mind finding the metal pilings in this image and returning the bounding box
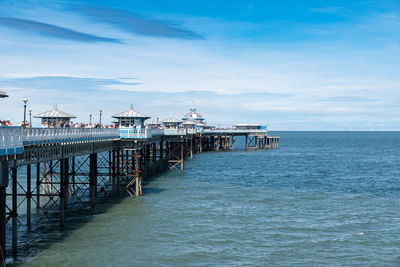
[89,153,97,209]
[11,166,17,256]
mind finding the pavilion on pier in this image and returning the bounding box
[34,106,76,126]
[162,117,182,129]
[112,105,150,128]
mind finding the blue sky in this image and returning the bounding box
[0,0,399,130]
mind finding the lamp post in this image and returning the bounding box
[99,109,103,127]
[89,114,92,125]
[29,109,32,127]
[23,98,28,128]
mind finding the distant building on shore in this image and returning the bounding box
[112,105,150,127]
[34,106,76,125]
[0,90,8,98]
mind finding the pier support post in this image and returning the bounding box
[190,138,193,160]
[36,163,40,209]
[0,185,5,262]
[117,150,121,196]
[26,164,31,228]
[11,166,17,256]
[181,142,184,170]
[245,134,248,150]
[112,150,116,196]
[152,143,157,173]
[59,159,65,227]
[71,157,75,195]
[135,151,142,196]
[89,153,97,209]
[159,141,163,159]
[0,160,8,261]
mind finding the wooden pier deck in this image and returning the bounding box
[0,127,279,262]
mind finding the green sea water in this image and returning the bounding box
[9,131,400,266]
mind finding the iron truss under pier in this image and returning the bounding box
[0,127,279,263]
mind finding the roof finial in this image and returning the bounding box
[191,100,196,112]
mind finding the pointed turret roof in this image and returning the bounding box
[112,105,150,119]
[34,106,76,118]
[182,108,204,121]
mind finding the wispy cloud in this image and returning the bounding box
[0,16,120,43]
[0,76,140,91]
[69,6,204,40]
[316,96,374,102]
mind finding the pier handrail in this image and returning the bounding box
[119,128,164,139]
[164,128,187,135]
[0,127,24,156]
[1,126,272,157]
[203,129,268,134]
[23,127,120,145]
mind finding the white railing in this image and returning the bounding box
[0,126,270,156]
[119,128,164,139]
[0,127,24,156]
[23,128,120,145]
[164,128,188,135]
[203,129,268,134]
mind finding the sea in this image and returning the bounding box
[7,131,400,266]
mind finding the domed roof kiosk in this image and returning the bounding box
[34,106,76,126]
[112,105,151,128]
[182,108,205,122]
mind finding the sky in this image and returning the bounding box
[0,0,399,130]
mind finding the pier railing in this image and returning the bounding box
[1,126,270,156]
[119,128,164,139]
[164,128,187,135]
[0,127,24,156]
[23,128,120,145]
[203,129,268,135]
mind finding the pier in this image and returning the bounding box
[0,123,279,263]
